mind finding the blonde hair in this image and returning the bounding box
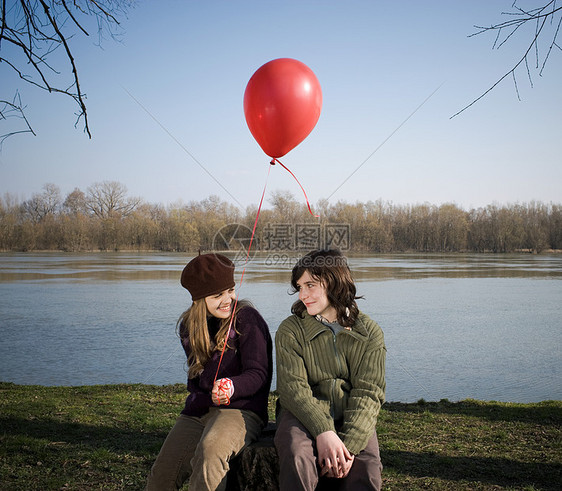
[177,298,250,378]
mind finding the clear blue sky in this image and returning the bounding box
[1,0,560,211]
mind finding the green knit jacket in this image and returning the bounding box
[275,311,386,455]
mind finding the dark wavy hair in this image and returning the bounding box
[290,249,362,327]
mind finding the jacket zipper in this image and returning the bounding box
[312,326,346,418]
[331,330,344,418]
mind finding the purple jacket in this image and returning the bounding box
[180,305,273,424]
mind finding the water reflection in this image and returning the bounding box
[2,252,560,283]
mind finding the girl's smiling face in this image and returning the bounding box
[296,270,337,322]
[205,287,236,319]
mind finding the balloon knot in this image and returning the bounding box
[270,159,276,166]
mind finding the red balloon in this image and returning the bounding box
[244,58,322,158]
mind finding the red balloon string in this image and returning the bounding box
[212,162,275,387]
[270,158,319,217]
[212,158,317,391]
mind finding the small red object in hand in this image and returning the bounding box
[214,378,234,405]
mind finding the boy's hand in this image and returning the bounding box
[316,430,354,478]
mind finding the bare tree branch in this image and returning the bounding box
[0,0,131,144]
[39,0,90,136]
[61,0,90,36]
[452,1,561,118]
[540,11,562,73]
[0,93,36,149]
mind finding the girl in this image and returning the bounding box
[146,253,273,490]
[274,249,386,490]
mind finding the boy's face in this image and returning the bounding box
[296,270,337,322]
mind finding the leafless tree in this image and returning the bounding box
[0,0,131,146]
[452,1,561,117]
[63,187,88,215]
[21,182,61,221]
[86,180,141,219]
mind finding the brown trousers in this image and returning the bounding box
[145,408,262,491]
[274,409,383,491]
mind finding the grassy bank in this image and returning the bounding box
[1,383,560,490]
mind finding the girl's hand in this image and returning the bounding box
[316,430,354,478]
[211,378,234,405]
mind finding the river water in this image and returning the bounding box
[0,252,560,403]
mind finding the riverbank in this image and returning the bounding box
[1,383,560,490]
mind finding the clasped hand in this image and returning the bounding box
[211,378,234,405]
[316,430,354,479]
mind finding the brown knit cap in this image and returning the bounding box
[180,253,235,301]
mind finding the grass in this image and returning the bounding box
[0,383,560,490]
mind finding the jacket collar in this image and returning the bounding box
[302,313,330,341]
[302,312,370,342]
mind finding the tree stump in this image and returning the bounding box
[226,422,279,490]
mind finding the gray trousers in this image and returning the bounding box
[274,409,383,491]
[146,407,263,491]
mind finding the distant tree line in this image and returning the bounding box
[1,182,560,254]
